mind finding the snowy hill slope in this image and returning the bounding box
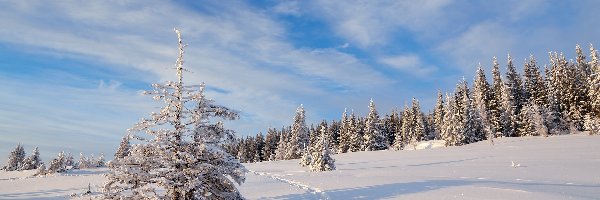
[240,134,600,199]
[1,134,599,199]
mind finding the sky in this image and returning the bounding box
[1,0,599,161]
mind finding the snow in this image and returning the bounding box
[1,134,599,199]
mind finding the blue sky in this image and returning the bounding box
[1,0,599,161]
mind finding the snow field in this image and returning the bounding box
[1,134,599,199]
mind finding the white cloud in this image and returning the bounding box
[0,0,393,146]
[306,0,452,47]
[379,54,437,76]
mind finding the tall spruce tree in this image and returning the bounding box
[103,29,246,199]
[589,45,600,118]
[472,64,493,139]
[338,109,350,153]
[433,91,445,140]
[363,99,386,151]
[489,57,505,137]
[287,105,308,159]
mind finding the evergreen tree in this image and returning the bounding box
[472,64,493,140]
[338,109,350,153]
[4,144,25,171]
[65,152,75,168]
[409,98,426,149]
[114,135,131,159]
[97,153,106,167]
[263,128,279,161]
[523,55,548,107]
[287,105,308,160]
[348,112,363,152]
[363,99,386,151]
[545,65,569,135]
[489,57,505,137]
[589,45,600,118]
[309,125,335,172]
[383,110,401,148]
[20,147,42,170]
[462,91,485,144]
[104,30,246,199]
[433,91,445,140]
[47,151,67,173]
[78,152,89,169]
[299,146,312,167]
[254,133,265,162]
[274,128,289,160]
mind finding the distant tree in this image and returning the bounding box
[473,64,493,140]
[263,128,280,161]
[77,152,89,169]
[97,153,106,167]
[382,109,401,148]
[114,135,131,159]
[523,55,548,107]
[489,57,505,137]
[362,99,386,151]
[65,152,75,168]
[103,29,246,199]
[310,125,335,172]
[589,45,600,119]
[299,145,312,167]
[20,147,42,170]
[287,105,308,160]
[4,144,25,171]
[433,91,445,140]
[348,112,363,152]
[338,109,351,153]
[47,151,67,173]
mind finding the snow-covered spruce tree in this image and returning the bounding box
[263,128,279,161]
[20,147,42,170]
[382,109,401,148]
[97,153,106,167]
[286,105,308,160]
[589,45,600,119]
[523,55,548,107]
[338,109,350,153]
[77,152,89,169]
[409,98,426,149]
[114,135,131,160]
[274,128,289,160]
[310,124,335,172]
[462,90,485,144]
[65,152,75,168]
[504,54,526,136]
[348,112,363,152]
[441,93,457,146]
[473,64,493,140]
[433,91,444,140]
[103,29,246,200]
[362,99,386,151]
[4,144,25,171]
[489,57,505,137]
[47,151,67,173]
[545,79,569,135]
[35,163,46,176]
[299,145,312,167]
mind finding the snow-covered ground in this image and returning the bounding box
[1,134,599,199]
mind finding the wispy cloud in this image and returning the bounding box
[379,54,437,76]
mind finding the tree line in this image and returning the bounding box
[227,44,600,164]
